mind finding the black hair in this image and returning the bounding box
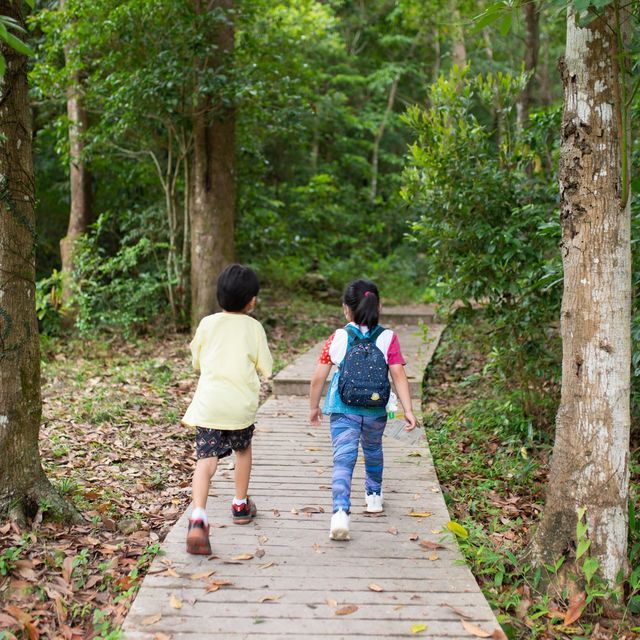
[342,279,380,328]
[216,264,260,312]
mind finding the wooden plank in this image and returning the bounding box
[122,323,503,639]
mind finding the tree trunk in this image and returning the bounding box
[190,0,236,331]
[369,77,398,203]
[516,0,540,128]
[59,0,92,326]
[450,4,466,70]
[0,1,80,525]
[530,3,631,590]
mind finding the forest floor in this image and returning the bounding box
[423,314,640,640]
[0,296,638,639]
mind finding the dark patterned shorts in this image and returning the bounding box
[195,424,255,460]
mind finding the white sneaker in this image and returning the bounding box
[330,509,350,540]
[365,493,384,513]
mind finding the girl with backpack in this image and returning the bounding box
[309,279,417,540]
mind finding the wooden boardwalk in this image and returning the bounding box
[122,309,503,639]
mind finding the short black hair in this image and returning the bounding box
[216,264,260,312]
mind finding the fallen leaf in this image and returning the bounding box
[325,598,338,608]
[162,568,180,577]
[335,604,358,616]
[420,539,444,550]
[461,620,491,637]
[408,511,433,518]
[153,634,172,640]
[428,554,439,561]
[258,536,269,545]
[231,553,253,561]
[387,527,398,535]
[272,509,281,517]
[563,591,586,625]
[393,604,405,611]
[142,613,162,626]
[408,451,423,457]
[62,556,75,583]
[413,493,421,500]
[190,570,216,580]
[368,583,384,592]
[442,603,472,619]
[409,533,419,541]
[169,594,182,610]
[259,561,275,570]
[291,507,299,515]
[411,623,427,634]
[299,506,324,514]
[257,594,281,603]
[447,521,469,539]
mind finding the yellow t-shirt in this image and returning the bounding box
[182,312,273,430]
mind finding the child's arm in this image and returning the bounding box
[389,364,417,431]
[256,325,273,378]
[309,363,332,426]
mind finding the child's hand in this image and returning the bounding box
[403,410,417,431]
[309,407,323,427]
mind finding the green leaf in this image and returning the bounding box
[574,0,592,11]
[0,54,5,78]
[582,557,599,584]
[447,521,469,539]
[498,12,512,36]
[2,31,35,57]
[576,538,591,559]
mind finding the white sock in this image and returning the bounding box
[191,507,208,524]
[233,497,247,506]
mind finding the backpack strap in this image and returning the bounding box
[368,325,385,342]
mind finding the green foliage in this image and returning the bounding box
[36,268,63,334]
[402,67,562,425]
[72,210,170,336]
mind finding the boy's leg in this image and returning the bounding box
[361,415,387,496]
[229,425,256,524]
[192,456,219,511]
[234,444,252,501]
[330,414,361,513]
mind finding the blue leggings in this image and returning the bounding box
[330,413,387,513]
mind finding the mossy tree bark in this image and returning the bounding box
[190,0,236,331]
[530,3,631,590]
[0,1,81,526]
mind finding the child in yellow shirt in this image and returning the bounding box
[182,264,273,554]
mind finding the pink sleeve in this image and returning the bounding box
[386,333,406,366]
[318,333,335,364]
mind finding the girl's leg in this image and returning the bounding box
[234,444,252,500]
[361,415,387,496]
[192,456,218,510]
[330,414,361,513]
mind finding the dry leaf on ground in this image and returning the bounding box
[190,570,215,580]
[230,553,253,561]
[142,613,162,626]
[257,594,281,603]
[563,591,586,625]
[388,527,398,535]
[461,620,491,637]
[325,598,338,608]
[368,583,384,592]
[420,539,444,550]
[169,594,182,609]
[335,604,358,616]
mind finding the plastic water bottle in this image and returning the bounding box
[386,391,398,420]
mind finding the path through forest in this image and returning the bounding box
[121,307,503,639]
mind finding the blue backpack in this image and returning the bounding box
[338,325,391,408]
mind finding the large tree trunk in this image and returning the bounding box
[516,0,540,128]
[530,3,631,590]
[59,0,92,326]
[0,1,80,525]
[190,0,236,331]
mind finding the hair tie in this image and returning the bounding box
[364,291,371,297]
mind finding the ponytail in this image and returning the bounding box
[343,279,380,329]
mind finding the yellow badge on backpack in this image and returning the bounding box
[371,392,380,401]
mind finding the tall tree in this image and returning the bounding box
[0,0,78,524]
[59,0,92,324]
[516,0,540,128]
[191,0,236,330]
[530,1,631,588]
